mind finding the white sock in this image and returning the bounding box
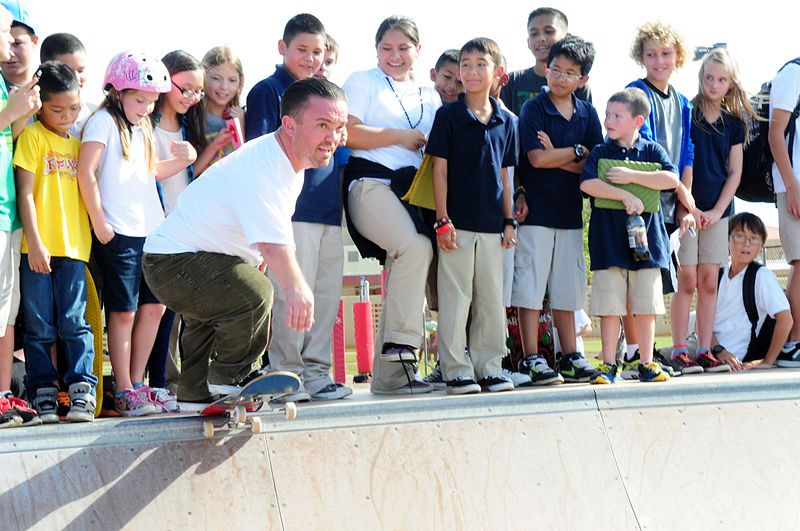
[626,344,639,361]
[0,390,12,399]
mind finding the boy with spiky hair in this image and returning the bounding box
[245,13,326,140]
[40,32,94,137]
[427,37,518,394]
[500,7,590,116]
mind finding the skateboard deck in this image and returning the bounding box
[85,266,104,418]
[199,371,301,438]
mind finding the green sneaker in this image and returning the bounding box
[620,351,641,380]
[556,352,598,382]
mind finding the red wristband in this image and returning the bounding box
[435,223,452,235]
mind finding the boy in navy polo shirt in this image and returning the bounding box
[245,13,326,141]
[580,88,680,384]
[512,36,603,384]
[427,38,518,394]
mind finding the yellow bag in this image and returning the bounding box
[401,154,436,210]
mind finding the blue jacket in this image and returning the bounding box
[626,79,694,175]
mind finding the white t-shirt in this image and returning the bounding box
[81,108,164,236]
[342,67,440,171]
[144,133,303,266]
[154,126,189,215]
[770,62,800,193]
[70,100,96,139]
[713,263,789,360]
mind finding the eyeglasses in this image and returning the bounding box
[172,81,205,101]
[730,232,763,246]
[546,68,583,82]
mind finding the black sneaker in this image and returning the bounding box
[422,362,446,390]
[653,351,680,377]
[0,398,22,428]
[478,375,514,392]
[445,376,481,395]
[518,355,564,386]
[556,352,598,382]
[777,343,800,368]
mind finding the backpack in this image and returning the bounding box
[737,57,800,203]
[717,262,776,361]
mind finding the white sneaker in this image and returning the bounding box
[501,368,531,387]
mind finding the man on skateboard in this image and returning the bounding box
[143,78,349,404]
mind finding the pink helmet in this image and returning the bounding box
[102,51,171,94]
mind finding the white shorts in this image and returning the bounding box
[0,229,22,333]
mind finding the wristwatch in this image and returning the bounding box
[573,144,588,162]
[503,218,518,229]
[711,344,726,355]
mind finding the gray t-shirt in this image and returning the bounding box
[644,80,683,168]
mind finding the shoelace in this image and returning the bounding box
[7,397,35,412]
[573,356,594,370]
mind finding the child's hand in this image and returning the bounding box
[514,194,528,222]
[717,350,743,371]
[211,129,233,150]
[28,241,51,274]
[704,208,722,228]
[678,210,696,237]
[692,209,708,229]
[621,192,644,215]
[226,105,245,122]
[95,223,115,245]
[605,166,637,185]
[170,140,197,164]
[7,78,41,120]
[745,359,775,370]
[537,131,554,150]
[399,129,426,150]
[436,224,457,252]
[676,184,696,213]
[502,226,517,249]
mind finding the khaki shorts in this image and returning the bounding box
[778,193,800,263]
[0,229,22,333]
[677,216,729,266]
[511,226,586,311]
[590,267,665,316]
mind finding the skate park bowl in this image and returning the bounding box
[2,370,800,530]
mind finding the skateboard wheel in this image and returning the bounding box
[250,416,264,434]
[235,405,247,426]
[203,420,215,439]
[284,402,297,421]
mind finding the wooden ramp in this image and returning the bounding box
[2,371,800,530]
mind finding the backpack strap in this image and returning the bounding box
[781,58,800,167]
[742,262,763,344]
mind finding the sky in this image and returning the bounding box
[35,0,797,226]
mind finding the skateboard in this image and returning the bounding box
[199,371,300,438]
[85,266,104,417]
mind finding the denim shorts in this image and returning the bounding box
[92,233,159,312]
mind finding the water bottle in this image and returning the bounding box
[626,214,650,262]
[359,276,370,302]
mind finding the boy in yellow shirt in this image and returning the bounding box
[14,61,96,423]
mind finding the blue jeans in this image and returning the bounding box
[21,257,98,393]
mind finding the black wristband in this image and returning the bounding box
[503,218,518,229]
[433,216,451,230]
